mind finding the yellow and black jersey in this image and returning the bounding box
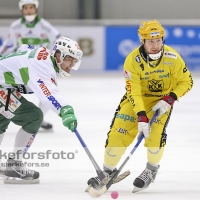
[124,44,193,114]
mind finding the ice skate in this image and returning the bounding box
[4,158,40,184]
[132,162,160,193]
[87,167,117,189]
[86,165,130,197]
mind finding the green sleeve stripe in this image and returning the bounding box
[21,38,41,45]
[42,38,50,43]
[4,72,18,86]
[19,67,30,84]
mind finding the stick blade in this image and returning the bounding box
[4,177,40,184]
[85,170,130,198]
[86,185,107,198]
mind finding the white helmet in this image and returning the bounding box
[19,0,39,10]
[52,37,83,77]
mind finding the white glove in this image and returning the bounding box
[152,96,175,117]
[138,116,151,138]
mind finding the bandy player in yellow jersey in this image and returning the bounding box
[87,20,193,193]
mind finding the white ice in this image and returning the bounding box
[1,72,200,200]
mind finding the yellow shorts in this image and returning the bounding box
[105,94,172,150]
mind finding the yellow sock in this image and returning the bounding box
[147,147,164,165]
[104,147,126,167]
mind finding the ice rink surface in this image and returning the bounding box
[1,72,200,200]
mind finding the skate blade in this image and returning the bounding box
[132,185,149,193]
[86,185,107,198]
[4,177,40,184]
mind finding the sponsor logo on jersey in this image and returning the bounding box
[0,107,15,119]
[51,78,56,85]
[160,133,167,147]
[163,51,177,59]
[140,76,150,80]
[151,70,164,74]
[15,33,21,38]
[159,73,170,79]
[116,114,135,122]
[27,30,32,35]
[0,90,21,112]
[145,93,166,97]
[40,33,47,38]
[13,90,22,99]
[145,70,164,76]
[37,47,49,60]
[124,70,131,80]
[118,128,128,135]
[27,44,34,50]
[163,62,174,66]
[125,80,135,108]
[183,65,188,73]
[135,55,141,63]
[140,63,144,71]
[126,80,131,92]
[129,94,135,108]
[148,79,164,92]
[37,79,62,110]
[150,31,160,36]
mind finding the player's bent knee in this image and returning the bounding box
[22,107,44,134]
[105,146,127,156]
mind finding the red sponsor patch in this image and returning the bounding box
[37,47,49,60]
[0,90,14,105]
[124,70,131,79]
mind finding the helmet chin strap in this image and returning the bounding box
[24,14,37,22]
[148,51,162,60]
[146,45,163,67]
[56,61,71,77]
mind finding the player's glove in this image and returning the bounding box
[60,105,77,132]
[137,111,151,138]
[152,93,176,117]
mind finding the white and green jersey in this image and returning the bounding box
[0,16,60,57]
[0,45,67,115]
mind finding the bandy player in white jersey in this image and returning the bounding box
[0,37,83,184]
[0,0,61,130]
